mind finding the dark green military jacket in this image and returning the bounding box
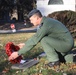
[18,16,73,55]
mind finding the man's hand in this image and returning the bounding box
[8,52,19,61]
[17,43,25,49]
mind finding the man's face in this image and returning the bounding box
[29,15,39,26]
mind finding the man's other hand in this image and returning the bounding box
[17,43,25,49]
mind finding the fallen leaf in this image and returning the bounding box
[2,68,9,73]
[16,71,19,73]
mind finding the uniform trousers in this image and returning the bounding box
[40,35,74,63]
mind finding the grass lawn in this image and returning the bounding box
[0,33,76,75]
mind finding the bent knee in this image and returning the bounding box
[40,37,47,44]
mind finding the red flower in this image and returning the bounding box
[5,42,23,64]
[10,24,15,29]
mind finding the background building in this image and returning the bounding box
[37,0,75,16]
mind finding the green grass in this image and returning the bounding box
[0,33,76,75]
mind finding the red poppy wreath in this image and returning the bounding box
[5,42,23,64]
